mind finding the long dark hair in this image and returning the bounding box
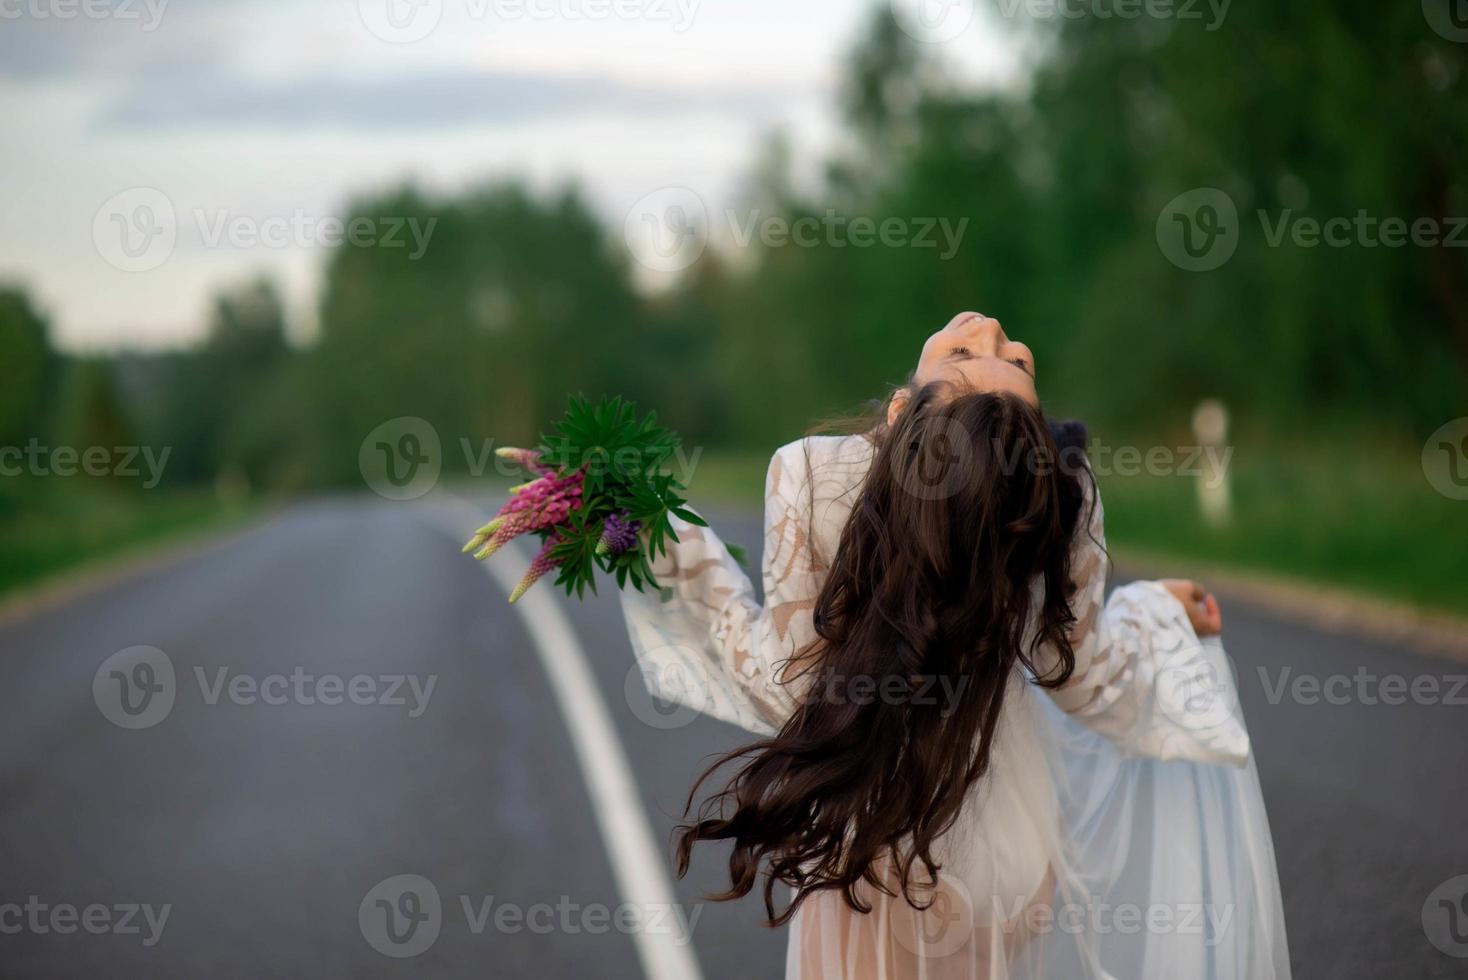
[674,381,1093,925]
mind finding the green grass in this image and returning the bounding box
[0,485,254,600]
[1095,436,1465,616]
[683,451,773,508]
[3,438,1459,619]
[683,439,1468,618]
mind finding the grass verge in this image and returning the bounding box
[683,440,1468,619]
[0,485,254,601]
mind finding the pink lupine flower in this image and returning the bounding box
[508,535,562,604]
[494,446,553,476]
[462,451,584,603]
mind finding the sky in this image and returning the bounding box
[0,0,1022,350]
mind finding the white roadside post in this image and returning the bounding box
[1192,399,1232,528]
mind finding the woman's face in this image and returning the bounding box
[900,312,1039,416]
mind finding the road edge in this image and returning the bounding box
[1113,546,1468,664]
[0,508,280,632]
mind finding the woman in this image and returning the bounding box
[620,311,1290,979]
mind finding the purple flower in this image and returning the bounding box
[596,512,641,556]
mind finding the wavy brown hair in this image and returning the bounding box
[674,381,1093,925]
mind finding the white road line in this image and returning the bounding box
[431,500,704,980]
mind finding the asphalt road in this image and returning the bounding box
[0,494,1464,978]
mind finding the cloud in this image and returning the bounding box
[89,66,784,130]
[0,0,247,79]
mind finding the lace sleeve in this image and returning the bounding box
[617,441,827,735]
[1034,473,1250,766]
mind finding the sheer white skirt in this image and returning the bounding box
[785,651,1291,980]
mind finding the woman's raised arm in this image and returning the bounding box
[618,439,834,735]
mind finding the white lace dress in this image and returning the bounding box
[620,434,1291,980]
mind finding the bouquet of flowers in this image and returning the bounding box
[463,395,738,603]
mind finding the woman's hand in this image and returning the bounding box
[1160,579,1223,636]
